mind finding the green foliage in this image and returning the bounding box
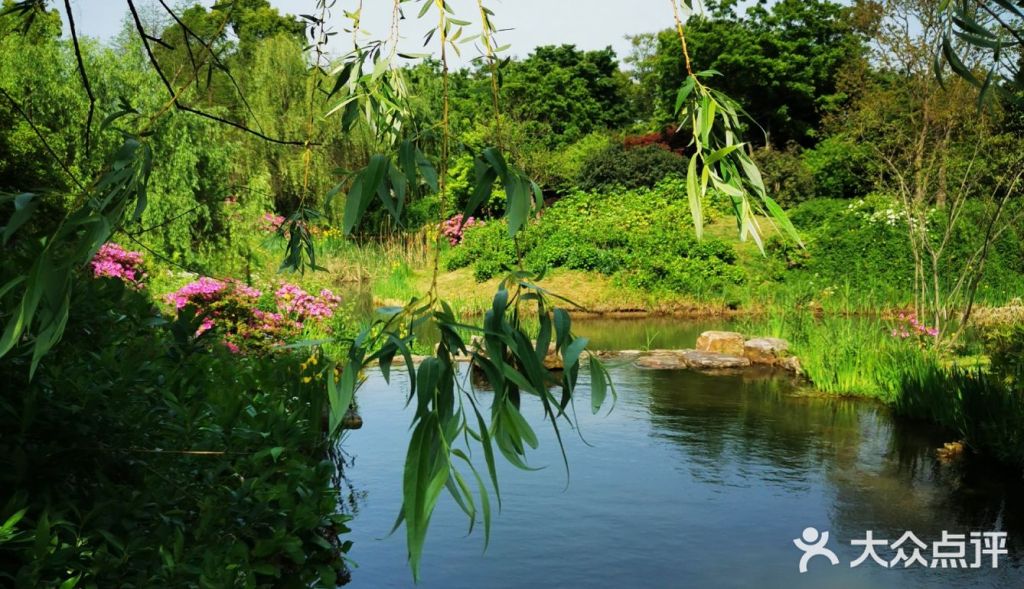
[648,0,864,147]
[448,179,744,296]
[502,45,634,147]
[780,195,914,301]
[577,144,689,192]
[985,323,1024,388]
[543,132,615,193]
[802,135,877,200]
[0,277,351,587]
[751,146,816,207]
[936,0,1024,105]
[893,363,1024,467]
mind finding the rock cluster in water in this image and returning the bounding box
[389,331,800,375]
[629,331,800,374]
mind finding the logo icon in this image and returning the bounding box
[794,527,840,573]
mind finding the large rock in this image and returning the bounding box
[634,353,687,370]
[543,344,563,370]
[743,337,790,365]
[696,331,746,356]
[681,350,751,370]
[780,355,802,375]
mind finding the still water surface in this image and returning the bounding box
[342,324,1023,589]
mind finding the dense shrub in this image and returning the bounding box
[577,144,689,192]
[445,179,742,295]
[164,277,342,354]
[0,276,352,587]
[780,195,916,300]
[776,195,1024,306]
[803,136,877,200]
[751,145,816,207]
[542,133,615,194]
[444,221,519,281]
[986,323,1024,388]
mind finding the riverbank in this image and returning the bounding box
[369,263,1024,325]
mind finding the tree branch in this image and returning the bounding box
[125,0,312,147]
[0,87,86,193]
[62,0,96,156]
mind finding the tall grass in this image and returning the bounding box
[738,314,913,399]
[892,364,1024,466]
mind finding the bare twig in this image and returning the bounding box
[125,0,312,147]
[0,87,86,192]
[62,0,96,156]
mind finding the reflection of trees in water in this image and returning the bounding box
[644,370,865,487]
[643,369,1023,565]
[829,416,1024,565]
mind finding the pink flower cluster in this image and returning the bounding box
[261,212,286,232]
[274,283,342,323]
[891,312,940,340]
[166,276,233,309]
[165,277,342,354]
[90,243,145,287]
[441,214,481,246]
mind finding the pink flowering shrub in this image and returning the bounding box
[165,278,341,354]
[260,212,286,232]
[90,243,145,287]
[890,311,939,343]
[274,283,342,326]
[441,214,481,246]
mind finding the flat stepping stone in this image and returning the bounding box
[681,350,751,370]
[634,353,687,370]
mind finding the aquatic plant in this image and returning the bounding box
[893,363,1024,467]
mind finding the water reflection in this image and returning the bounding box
[343,364,1022,588]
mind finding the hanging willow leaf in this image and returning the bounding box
[1,136,151,371]
[686,155,703,239]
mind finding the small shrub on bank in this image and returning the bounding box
[803,135,877,200]
[752,145,816,207]
[985,323,1024,388]
[577,144,689,192]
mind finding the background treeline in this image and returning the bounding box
[4,0,1020,306]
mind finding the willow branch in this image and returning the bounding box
[154,0,266,136]
[63,0,96,156]
[125,0,312,147]
[0,87,86,193]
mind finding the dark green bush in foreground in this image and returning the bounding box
[0,278,350,587]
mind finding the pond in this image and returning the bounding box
[340,323,1023,588]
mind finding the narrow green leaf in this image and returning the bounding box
[686,155,703,240]
[589,355,607,414]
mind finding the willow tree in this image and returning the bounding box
[0,0,798,581]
